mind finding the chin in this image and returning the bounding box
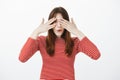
[56,35,62,38]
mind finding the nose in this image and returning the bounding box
[56,21,61,28]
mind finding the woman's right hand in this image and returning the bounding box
[30,18,56,39]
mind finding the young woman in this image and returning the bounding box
[19,7,101,80]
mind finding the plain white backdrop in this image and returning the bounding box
[0,0,120,80]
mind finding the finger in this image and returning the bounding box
[47,24,55,30]
[47,18,56,25]
[61,18,69,24]
[60,21,68,29]
[50,24,55,29]
[41,18,44,24]
[60,20,69,28]
[60,19,68,24]
[50,19,57,25]
[71,18,74,24]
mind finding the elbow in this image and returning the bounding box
[19,56,26,63]
[92,52,101,60]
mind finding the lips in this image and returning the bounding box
[57,29,62,32]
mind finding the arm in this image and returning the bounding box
[60,18,85,40]
[19,38,39,63]
[61,18,100,60]
[19,18,56,62]
[30,18,56,39]
[78,37,101,60]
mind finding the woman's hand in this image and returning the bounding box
[30,18,56,39]
[60,18,85,40]
[60,18,78,35]
[37,18,56,33]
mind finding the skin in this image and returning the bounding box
[52,13,64,38]
[30,13,85,40]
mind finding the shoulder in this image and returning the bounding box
[37,36,46,44]
[37,36,46,40]
[71,36,88,44]
[71,37,78,40]
[71,37,79,42]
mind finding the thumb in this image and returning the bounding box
[41,18,44,24]
[71,18,75,24]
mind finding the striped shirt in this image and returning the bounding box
[19,36,100,80]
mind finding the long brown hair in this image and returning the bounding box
[46,7,74,57]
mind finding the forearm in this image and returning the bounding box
[19,38,38,62]
[80,37,101,60]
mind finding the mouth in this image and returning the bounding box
[57,29,62,32]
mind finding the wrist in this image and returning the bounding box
[75,30,85,40]
[30,31,40,40]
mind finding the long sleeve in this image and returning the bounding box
[75,37,101,60]
[19,38,39,63]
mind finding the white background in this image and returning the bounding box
[0,0,120,80]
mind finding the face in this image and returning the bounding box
[53,13,64,38]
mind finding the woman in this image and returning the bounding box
[19,7,101,80]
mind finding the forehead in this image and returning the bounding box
[55,13,63,19]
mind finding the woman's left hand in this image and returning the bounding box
[60,18,85,40]
[60,18,79,35]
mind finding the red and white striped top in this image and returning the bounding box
[19,36,100,80]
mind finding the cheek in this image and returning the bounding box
[62,29,65,33]
[53,27,56,30]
